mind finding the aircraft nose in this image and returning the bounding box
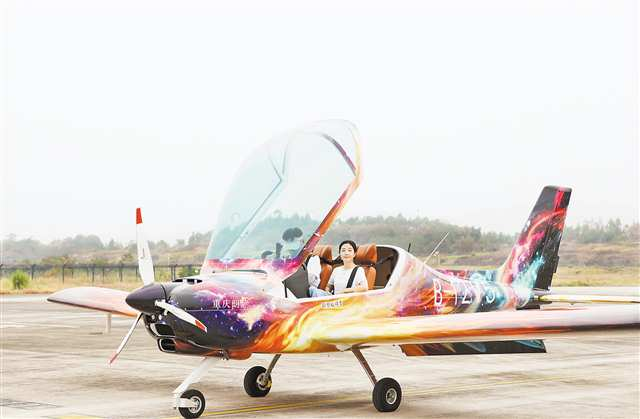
[125,283,166,313]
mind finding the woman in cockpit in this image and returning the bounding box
[308,240,368,297]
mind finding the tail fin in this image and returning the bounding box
[499,186,571,290]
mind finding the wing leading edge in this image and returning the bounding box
[47,287,138,317]
[315,305,640,347]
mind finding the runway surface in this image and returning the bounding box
[1,288,639,418]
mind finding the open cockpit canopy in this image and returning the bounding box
[203,121,361,275]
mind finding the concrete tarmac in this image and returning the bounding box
[1,290,639,419]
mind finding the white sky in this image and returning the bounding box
[1,0,638,243]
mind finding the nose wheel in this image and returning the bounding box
[177,389,206,418]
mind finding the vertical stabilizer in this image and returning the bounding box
[499,186,571,290]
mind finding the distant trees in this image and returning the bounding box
[51,234,105,254]
[2,217,637,263]
[186,232,211,249]
[564,219,639,244]
[322,215,514,255]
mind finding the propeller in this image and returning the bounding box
[109,208,207,365]
[136,208,155,286]
[156,300,208,333]
[109,313,143,365]
[109,208,156,365]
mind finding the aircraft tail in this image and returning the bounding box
[498,186,571,290]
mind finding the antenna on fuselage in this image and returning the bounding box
[424,232,449,265]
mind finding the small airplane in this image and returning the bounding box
[49,120,639,418]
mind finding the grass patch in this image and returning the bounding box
[552,266,639,286]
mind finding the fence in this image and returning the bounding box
[0,263,200,284]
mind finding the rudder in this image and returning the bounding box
[499,186,571,290]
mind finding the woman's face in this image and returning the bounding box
[339,243,356,262]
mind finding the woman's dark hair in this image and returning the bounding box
[338,240,357,253]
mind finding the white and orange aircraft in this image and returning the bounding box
[49,121,639,418]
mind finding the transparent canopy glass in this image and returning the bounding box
[205,121,359,262]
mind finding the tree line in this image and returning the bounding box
[2,217,637,264]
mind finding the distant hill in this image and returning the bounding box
[2,217,638,266]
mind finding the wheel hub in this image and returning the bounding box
[257,372,271,391]
[385,388,397,405]
[188,396,201,413]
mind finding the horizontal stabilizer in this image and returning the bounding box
[400,339,546,356]
[537,293,640,304]
[47,287,138,317]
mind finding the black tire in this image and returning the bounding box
[244,366,272,397]
[178,389,206,418]
[372,377,401,412]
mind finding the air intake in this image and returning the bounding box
[151,323,175,337]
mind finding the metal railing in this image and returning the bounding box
[0,263,200,283]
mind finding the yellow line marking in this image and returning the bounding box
[162,372,608,418]
[55,416,106,419]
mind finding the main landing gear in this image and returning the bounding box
[244,354,280,397]
[353,347,402,412]
[172,350,399,418]
[242,350,401,412]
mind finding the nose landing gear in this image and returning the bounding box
[177,389,206,419]
[174,357,217,419]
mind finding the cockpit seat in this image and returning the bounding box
[355,243,377,290]
[312,245,334,291]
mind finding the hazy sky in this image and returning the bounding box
[2,0,638,244]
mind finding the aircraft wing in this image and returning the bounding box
[316,305,640,346]
[47,286,138,317]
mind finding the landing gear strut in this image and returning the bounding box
[244,354,281,397]
[352,348,402,412]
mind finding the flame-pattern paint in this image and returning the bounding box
[162,251,522,356]
[48,185,639,361]
[153,186,580,357]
